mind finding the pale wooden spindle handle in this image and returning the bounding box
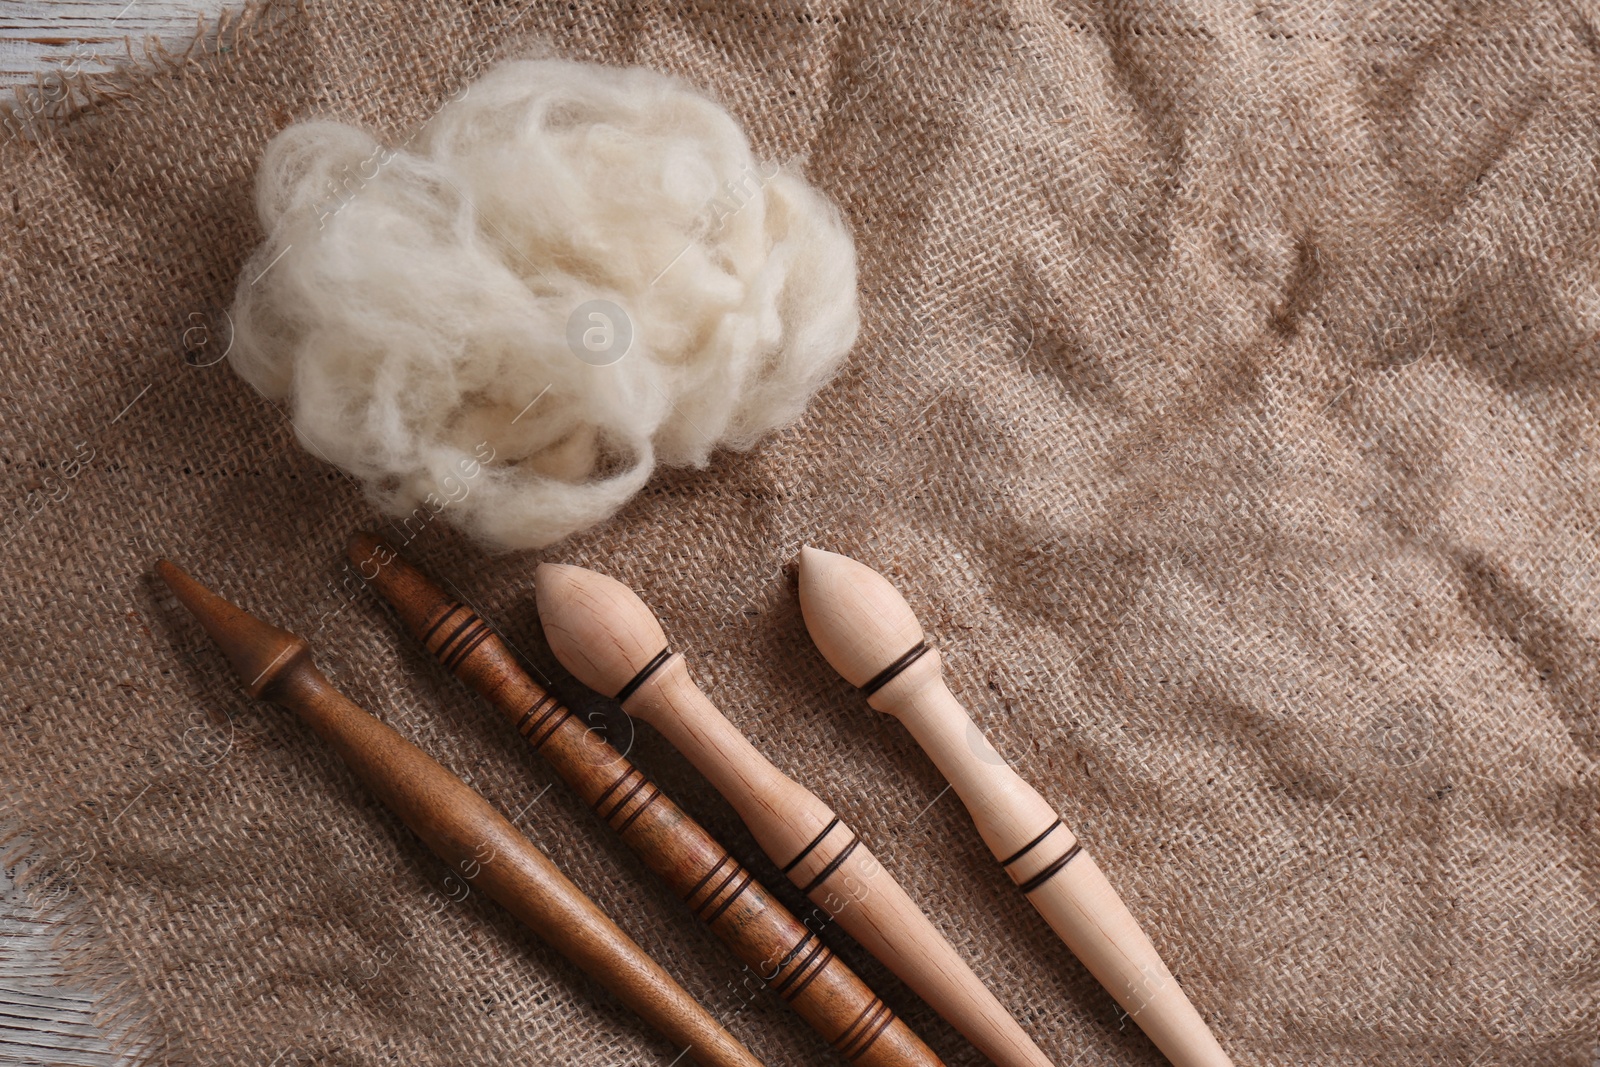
[874,658,1231,1067]
[798,547,1234,1067]
[634,658,1056,1067]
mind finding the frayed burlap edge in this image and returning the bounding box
[1,3,288,146]
[1,15,288,1062]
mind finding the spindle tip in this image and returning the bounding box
[796,547,926,690]
[346,530,388,572]
[344,531,454,639]
[155,559,310,699]
[535,563,668,701]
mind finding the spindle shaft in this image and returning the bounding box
[534,561,1059,1067]
[797,546,1234,1067]
[345,533,947,1067]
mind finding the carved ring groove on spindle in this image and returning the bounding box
[514,693,557,734]
[682,854,732,907]
[418,601,499,672]
[780,819,858,897]
[1015,842,1083,894]
[859,641,930,696]
[591,766,635,813]
[701,871,755,925]
[772,933,835,1003]
[447,623,495,670]
[1000,819,1064,867]
[797,833,861,897]
[838,997,897,1061]
[781,816,840,874]
[419,600,466,647]
[517,694,571,751]
[836,998,886,1053]
[611,785,662,835]
[615,646,674,705]
[425,606,474,654]
[595,767,651,823]
[766,926,818,980]
[692,859,750,921]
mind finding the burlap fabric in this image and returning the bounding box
[2,2,1597,1064]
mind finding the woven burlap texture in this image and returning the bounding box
[2,2,1597,1064]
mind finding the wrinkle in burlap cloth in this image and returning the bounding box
[1,1,1597,1064]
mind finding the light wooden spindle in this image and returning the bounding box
[535,562,1059,1067]
[796,547,1234,1067]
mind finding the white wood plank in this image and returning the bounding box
[0,859,148,1066]
[0,1,228,86]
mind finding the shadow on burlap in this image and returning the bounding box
[1,1,1597,1064]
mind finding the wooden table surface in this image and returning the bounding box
[1,1,225,86]
[0,860,156,1066]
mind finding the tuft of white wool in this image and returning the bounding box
[229,58,859,551]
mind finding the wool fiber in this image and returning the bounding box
[229,58,859,550]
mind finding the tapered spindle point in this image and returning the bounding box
[344,531,457,637]
[346,530,389,575]
[535,563,667,700]
[796,547,926,690]
[155,559,309,698]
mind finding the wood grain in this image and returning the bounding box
[0,862,147,1067]
[0,1,226,87]
[346,532,948,1067]
[156,558,765,1067]
[798,547,1236,1067]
